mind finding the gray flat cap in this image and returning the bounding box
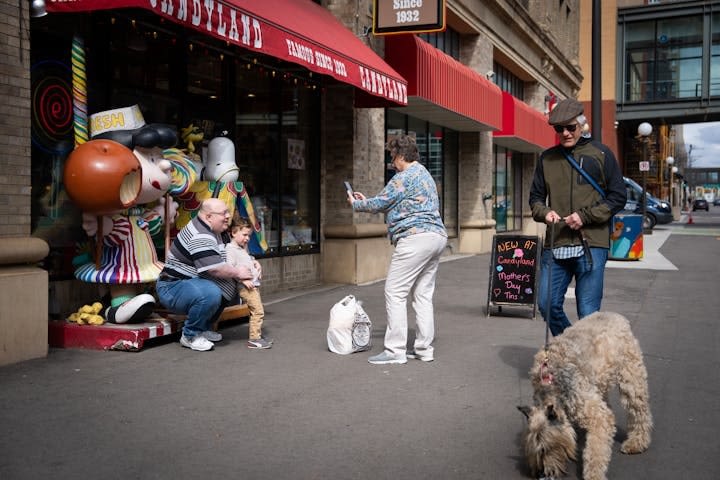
[548,99,584,125]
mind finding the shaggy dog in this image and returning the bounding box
[518,312,652,480]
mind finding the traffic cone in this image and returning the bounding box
[688,212,694,224]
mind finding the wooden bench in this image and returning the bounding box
[214,303,251,331]
[155,303,250,332]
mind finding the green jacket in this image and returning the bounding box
[529,137,626,249]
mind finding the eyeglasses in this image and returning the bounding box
[553,124,578,133]
[209,210,230,217]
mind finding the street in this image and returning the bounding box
[0,217,719,480]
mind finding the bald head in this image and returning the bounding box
[200,198,227,214]
[200,198,231,233]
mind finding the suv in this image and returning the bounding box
[692,198,709,211]
[623,177,673,230]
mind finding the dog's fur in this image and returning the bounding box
[518,312,652,480]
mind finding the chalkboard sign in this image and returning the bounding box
[487,235,540,317]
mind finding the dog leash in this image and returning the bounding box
[544,221,554,350]
[540,222,555,386]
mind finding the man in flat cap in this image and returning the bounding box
[529,98,626,335]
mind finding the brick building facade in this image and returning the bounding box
[1,0,582,362]
[1,0,32,236]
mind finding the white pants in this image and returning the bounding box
[383,232,447,357]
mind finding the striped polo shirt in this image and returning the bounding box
[161,215,236,300]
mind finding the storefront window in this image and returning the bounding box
[494,148,508,231]
[493,146,523,232]
[235,63,320,255]
[106,15,181,122]
[30,26,84,279]
[31,11,321,279]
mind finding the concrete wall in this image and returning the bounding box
[0,238,49,366]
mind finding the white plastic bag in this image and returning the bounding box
[327,295,372,354]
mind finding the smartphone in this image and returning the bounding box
[344,181,353,195]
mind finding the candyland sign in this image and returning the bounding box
[46,0,408,105]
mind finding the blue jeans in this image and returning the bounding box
[156,278,226,338]
[537,247,609,336]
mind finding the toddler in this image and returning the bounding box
[226,217,272,349]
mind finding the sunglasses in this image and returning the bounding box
[553,124,578,133]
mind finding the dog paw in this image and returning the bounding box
[620,437,649,454]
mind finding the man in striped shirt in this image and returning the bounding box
[156,198,253,351]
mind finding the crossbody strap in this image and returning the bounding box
[562,150,606,199]
[560,150,601,268]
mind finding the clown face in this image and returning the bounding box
[133,146,173,204]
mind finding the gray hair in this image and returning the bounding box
[385,133,420,162]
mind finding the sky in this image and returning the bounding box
[681,122,720,168]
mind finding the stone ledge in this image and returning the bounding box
[460,219,497,229]
[324,223,387,239]
[0,237,49,266]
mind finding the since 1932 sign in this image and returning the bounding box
[372,0,446,35]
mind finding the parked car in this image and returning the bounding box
[693,198,709,211]
[623,177,673,229]
[713,198,720,206]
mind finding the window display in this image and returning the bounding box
[235,63,320,255]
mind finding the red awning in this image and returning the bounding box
[493,92,555,152]
[45,0,407,106]
[384,34,502,131]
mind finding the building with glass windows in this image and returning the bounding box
[582,1,720,213]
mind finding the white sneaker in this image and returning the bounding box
[201,330,222,342]
[406,350,434,362]
[180,334,214,351]
[368,351,407,365]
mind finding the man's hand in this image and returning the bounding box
[236,265,253,281]
[545,210,562,224]
[563,212,584,230]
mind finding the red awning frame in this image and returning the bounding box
[384,34,502,132]
[493,92,556,153]
[45,0,407,106]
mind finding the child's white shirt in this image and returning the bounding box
[226,242,261,287]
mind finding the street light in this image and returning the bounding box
[30,0,47,18]
[671,165,679,210]
[666,156,675,205]
[638,122,653,232]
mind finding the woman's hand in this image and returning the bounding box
[347,191,366,204]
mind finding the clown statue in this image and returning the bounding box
[173,134,267,255]
[64,105,196,323]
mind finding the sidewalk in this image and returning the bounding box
[1,226,718,479]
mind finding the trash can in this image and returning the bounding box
[609,214,643,260]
